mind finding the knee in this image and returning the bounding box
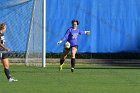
[3,64,9,69]
[61,55,67,59]
[71,53,75,58]
[4,67,9,69]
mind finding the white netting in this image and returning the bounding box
[25,0,44,66]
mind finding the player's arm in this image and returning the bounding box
[79,30,90,35]
[57,29,70,45]
[0,43,10,51]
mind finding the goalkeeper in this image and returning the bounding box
[0,23,18,82]
[57,19,90,72]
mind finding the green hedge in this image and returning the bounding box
[46,53,140,59]
[3,52,140,59]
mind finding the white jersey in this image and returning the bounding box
[0,32,5,45]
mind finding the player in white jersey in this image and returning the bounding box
[0,23,18,82]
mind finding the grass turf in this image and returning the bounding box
[0,64,140,93]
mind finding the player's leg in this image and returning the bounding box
[1,54,18,82]
[71,46,77,72]
[59,48,70,70]
[1,58,11,79]
[60,48,70,65]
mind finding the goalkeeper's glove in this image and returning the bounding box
[85,31,90,35]
[57,40,62,45]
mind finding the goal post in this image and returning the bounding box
[43,0,46,67]
[25,0,46,67]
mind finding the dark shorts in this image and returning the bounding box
[0,48,7,59]
[64,45,78,51]
[0,53,7,59]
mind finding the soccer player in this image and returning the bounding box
[57,19,90,72]
[0,23,18,82]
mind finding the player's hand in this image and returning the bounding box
[5,48,11,52]
[57,40,62,45]
[85,31,90,35]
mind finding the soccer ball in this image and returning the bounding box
[64,42,70,48]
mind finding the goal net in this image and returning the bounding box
[0,0,46,67]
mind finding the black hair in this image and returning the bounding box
[71,19,79,25]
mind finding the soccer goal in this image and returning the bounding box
[0,0,46,67]
[25,0,46,67]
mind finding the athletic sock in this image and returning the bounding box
[60,59,65,65]
[71,58,75,68]
[4,68,11,80]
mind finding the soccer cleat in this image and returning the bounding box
[59,63,64,71]
[8,78,18,82]
[71,68,74,72]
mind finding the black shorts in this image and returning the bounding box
[0,53,7,59]
[0,48,7,59]
[64,45,78,51]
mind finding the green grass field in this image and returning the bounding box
[0,64,140,93]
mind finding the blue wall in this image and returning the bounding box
[46,0,140,53]
[0,0,140,53]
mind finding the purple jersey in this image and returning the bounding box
[61,27,85,46]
